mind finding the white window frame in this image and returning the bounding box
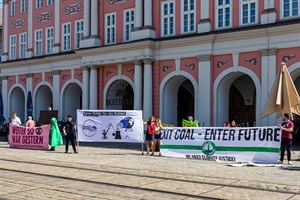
[281,0,300,18]
[10,35,17,60]
[11,0,17,16]
[35,29,42,56]
[47,0,54,6]
[45,27,54,54]
[105,12,116,45]
[161,0,176,36]
[124,9,135,42]
[36,0,43,9]
[181,0,196,33]
[215,0,232,29]
[240,0,258,25]
[20,0,27,13]
[19,33,27,58]
[62,22,71,51]
[75,20,84,49]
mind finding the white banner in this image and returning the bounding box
[160,126,281,164]
[77,110,144,143]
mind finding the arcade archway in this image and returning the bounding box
[162,76,195,126]
[215,72,257,127]
[106,80,134,110]
[34,85,52,120]
[10,87,25,124]
[62,83,82,121]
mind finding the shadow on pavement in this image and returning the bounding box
[280,167,300,171]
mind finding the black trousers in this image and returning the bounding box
[65,135,76,153]
[280,138,292,161]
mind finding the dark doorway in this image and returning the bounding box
[177,80,194,126]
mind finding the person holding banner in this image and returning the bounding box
[278,113,294,165]
[25,116,36,128]
[152,118,163,156]
[49,117,63,151]
[63,115,77,154]
[144,116,155,155]
[10,112,21,126]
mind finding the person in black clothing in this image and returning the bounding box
[63,115,77,153]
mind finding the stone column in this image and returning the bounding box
[260,48,277,126]
[1,3,8,61]
[134,0,143,30]
[261,0,276,24]
[82,67,90,109]
[134,61,142,110]
[132,0,156,40]
[53,0,61,53]
[89,66,98,110]
[2,77,8,118]
[52,70,60,113]
[197,55,211,126]
[198,0,211,33]
[83,0,91,39]
[143,59,153,121]
[144,0,152,28]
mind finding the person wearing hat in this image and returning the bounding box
[63,115,77,153]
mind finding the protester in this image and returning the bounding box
[231,120,237,127]
[48,107,52,111]
[25,116,35,128]
[63,115,77,153]
[144,115,155,155]
[49,117,63,151]
[188,116,193,122]
[223,122,231,127]
[152,118,163,156]
[10,112,21,126]
[278,113,294,165]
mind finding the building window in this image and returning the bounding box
[75,20,84,49]
[241,0,257,24]
[47,0,54,6]
[10,35,16,59]
[46,27,54,54]
[36,0,43,8]
[19,33,27,58]
[21,0,27,13]
[35,30,42,56]
[181,0,195,33]
[124,9,134,41]
[216,0,231,28]
[105,13,116,44]
[161,1,175,36]
[62,23,71,51]
[282,0,299,18]
[11,0,17,16]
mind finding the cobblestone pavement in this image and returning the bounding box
[0,142,299,200]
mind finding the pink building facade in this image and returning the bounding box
[0,0,300,126]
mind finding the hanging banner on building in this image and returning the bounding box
[77,110,144,143]
[160,127,281,164]
[9,125,50,150]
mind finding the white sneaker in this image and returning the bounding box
[288,161,292,165]
[277,160,283,164]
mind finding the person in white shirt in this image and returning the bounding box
[11,112,21,126]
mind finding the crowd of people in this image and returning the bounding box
[6,110,298,165]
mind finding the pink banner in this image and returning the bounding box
[9,125,50,150]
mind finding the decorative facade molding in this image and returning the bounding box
[185,63,196,70]
[106,70,115,77]
[126,69,134,74]
[107,0,129,5]
[216,60,228,68]
[162,65,173,72]
[12,18,25,28]
[37,11,53,22]
[244,58,257,66]
[65,2,83,15]
[282,54,296,63]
